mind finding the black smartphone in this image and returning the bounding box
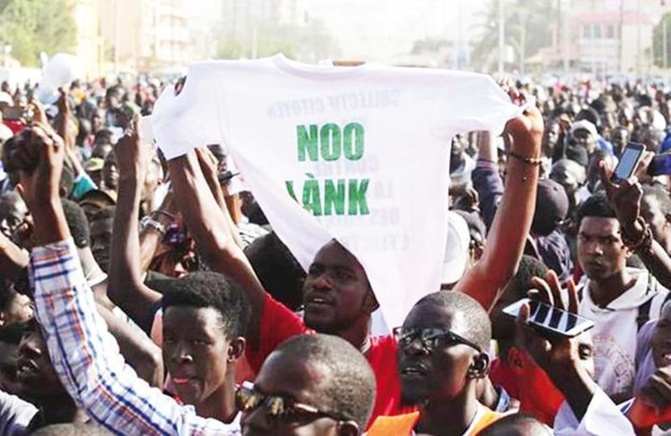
[648,153,671,176]
[502,298,595,338]
[612,142,645,182]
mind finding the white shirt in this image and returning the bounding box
[579,268,669,400]
[151,54,521,328]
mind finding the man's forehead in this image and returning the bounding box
[256,352,331,403]
[579,216,620,234]
[405,302,466,331]
[314,241,362,268]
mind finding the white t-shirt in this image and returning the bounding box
[579,268,669,400]
[0,390,38,436]
[152,54,521,328]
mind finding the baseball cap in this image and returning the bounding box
[84,158,104,173]
[442,211,471,286]
[532,178,569,236]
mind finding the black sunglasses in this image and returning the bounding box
[392,326,482,353]
[236,382,343,422]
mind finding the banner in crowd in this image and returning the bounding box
[151,54,521,329]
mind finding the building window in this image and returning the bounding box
[583,25,592,39]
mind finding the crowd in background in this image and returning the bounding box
[2,68,671,435]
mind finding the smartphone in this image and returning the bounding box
[502,298,595,338]
[647,153,671,176]
[612,142,645,182]
[2,106,24,121]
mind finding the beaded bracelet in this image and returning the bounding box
[621,216,653,252]
[504,150,543,166]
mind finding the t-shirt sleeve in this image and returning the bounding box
[152,63,224,160]
[245,294,307,372]
[431,72,522,139]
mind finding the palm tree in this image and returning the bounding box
[470,0,558,72]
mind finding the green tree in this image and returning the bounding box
[471,0,557,72]
[652,12,671,68]
[0,0,77,67]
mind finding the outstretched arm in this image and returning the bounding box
[456,104,543,311]
[168,152,266,347]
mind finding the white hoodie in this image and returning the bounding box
[579,268,669,401]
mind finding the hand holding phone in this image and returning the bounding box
[503,298,595,338]
[611,142,645,182]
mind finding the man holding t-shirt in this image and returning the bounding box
[168,96,543,424]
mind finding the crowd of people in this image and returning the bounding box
[1,60,671,436]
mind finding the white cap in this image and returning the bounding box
[570,119,598,138]
[441,211,471,286]
[0,92,12,106]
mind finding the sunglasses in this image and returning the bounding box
[392,327,482,353]
[236,382,342,422]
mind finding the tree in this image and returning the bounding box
[470,0,557,72]
[0,0,77,67]
[652,12,671,69]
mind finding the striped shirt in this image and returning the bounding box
[31,238,240,435]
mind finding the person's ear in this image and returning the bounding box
[507,347,524,374]
[0,311,5,327]
[336,420,359,436]
[468,352,490,379]
[361,289,379,314]
[227,337,246,362]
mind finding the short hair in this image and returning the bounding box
[161,271,250,339]
[414,291,491,351]
[491,255,548,341]
[575,191,616,228]
[272,334,376,429]
[62,199,90,248]
[479,413,552,436]
[244,232,305,311]
[90,206,116,223]
[642,184,671,216]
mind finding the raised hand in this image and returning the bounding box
[115,115,154,182]
[10,124,64,211]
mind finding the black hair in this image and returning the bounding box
[642,184,671,216]
[61,199,90,248]
[575,191,616,229]
[271,334,376,430]
[0,279,19,313]
[89,206,116,224]
[479,413,552,436]
[414,291,491,351]
[161,271,250,339]
[244,232,305,311]
[491,255,548,342]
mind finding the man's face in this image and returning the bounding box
[103,153,118,191]
[577,217,628,281]
[0,194,27,239]
[163,306,233,407]
[90,217,113,273]
[16,327,64,397]
[302,241,370,334]
[640,195,670,245]
[397,302,481,405]
[242,351,341,436]
[572,129,596,152]
[650,304,671,368]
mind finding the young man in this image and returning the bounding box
[394,291,502,435]
[576,192,670,403]
[15,124,243,434]
[240,334,376,435]
[161,272,249,423]
[168,103,544,422]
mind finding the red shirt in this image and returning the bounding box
[246,294,408,424]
